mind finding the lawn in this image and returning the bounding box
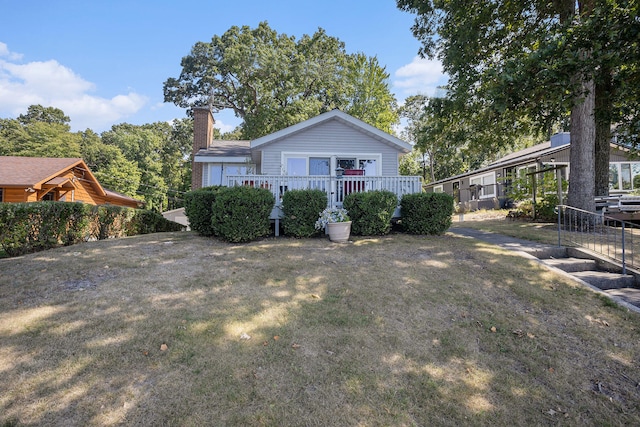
[1,230,639,426]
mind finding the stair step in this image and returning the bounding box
[571,271,636,290]
[603,288,640,307]
[543,258,598,273]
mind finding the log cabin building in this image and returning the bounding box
[0,156,142,208]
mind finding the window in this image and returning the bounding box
[337,158,356,170]
[609,162,640,191]
[286,158,306,176]
[359,159,377,176]
[433,185,443,193]
[205,164,250,186]
[469,172,496,199]
[309,157,330,175]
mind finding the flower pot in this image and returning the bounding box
[327,221,351,243]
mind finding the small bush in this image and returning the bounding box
[400,192,454,235]
[281,189,327,238]
[343,191,397,236]
[183,186,224,236]
[126,210,184,235]
[211,186,275,243]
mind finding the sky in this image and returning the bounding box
[0,0,447,134]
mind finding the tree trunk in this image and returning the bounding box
[594,69,612,197]
[567,77,596,212]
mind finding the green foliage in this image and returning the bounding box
[0,202,181,257]
[400,193,454,235]
[398,0,640,209]
[211,186,275,243]
[183,186,224,236]
[164,21,399,139]
[343,191,397,236]
[281,189,327,238]
[506,171,567,221]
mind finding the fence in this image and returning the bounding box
[225,174,423,208]
[557,205,640,274]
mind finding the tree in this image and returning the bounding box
[0,105,81,158]
[343,54,399,133]
[101,121,193,211]
[18,105,70,127]
[164,21,399,139]
[80,130,141,198]
[397,0,639,211]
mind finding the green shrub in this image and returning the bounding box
[0,202,184,257]
[281,189,327,238]
[183,186,224,236]
[90,205,132,240]
[400,192,454,235]
[211,186,275,243]
[343,190,397,236]
[126,210,184,235]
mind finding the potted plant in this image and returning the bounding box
[315,207,352,242]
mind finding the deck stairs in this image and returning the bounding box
[449,227,640,310]
[541,256,637,290]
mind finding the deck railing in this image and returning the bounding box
[225,174,423,215]
[557,205,640,274]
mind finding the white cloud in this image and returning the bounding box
[0,43,147,131]
[393,56,448,100]
[0,42,23,61]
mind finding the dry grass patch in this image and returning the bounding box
[1,231,639,425]
[453,210,559,244]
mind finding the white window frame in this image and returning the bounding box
[609,161,640,192]
[469,172,496,199]
[203,163,254,187]
[433,185,443,193]
[281,152,382,176]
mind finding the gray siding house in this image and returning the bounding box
[186,108,422,225]
[424,133,640,211]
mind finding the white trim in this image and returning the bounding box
[469,171,496,199]
[194,156,251,163]
[433,185,443,193]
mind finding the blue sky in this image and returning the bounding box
[0,0,447,133]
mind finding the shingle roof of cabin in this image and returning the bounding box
[0,156,101,190]
[0,156,142,207]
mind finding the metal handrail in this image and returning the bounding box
[556,205,639,274]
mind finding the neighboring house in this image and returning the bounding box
[0,156,143,209]
[424,133,640,211]
[189,108,422,222]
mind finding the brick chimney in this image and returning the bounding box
[191,107,214,190]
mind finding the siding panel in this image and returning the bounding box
[258,120,401,175]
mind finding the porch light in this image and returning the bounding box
[335,167,344,179]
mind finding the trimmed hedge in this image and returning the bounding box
[400,192,454,235]
[281,189,328,238]
[183,186,224,236]
[0,202,183,257]
[211,186,275,243]
[343,190,397,236]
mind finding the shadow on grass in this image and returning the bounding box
[1,232,639,425]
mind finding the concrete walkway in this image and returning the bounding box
[449,226,640,314]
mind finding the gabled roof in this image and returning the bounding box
[426,140,571,186]
[0,156,104,196]
[0,156,143,207]
[250,109,412,152]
